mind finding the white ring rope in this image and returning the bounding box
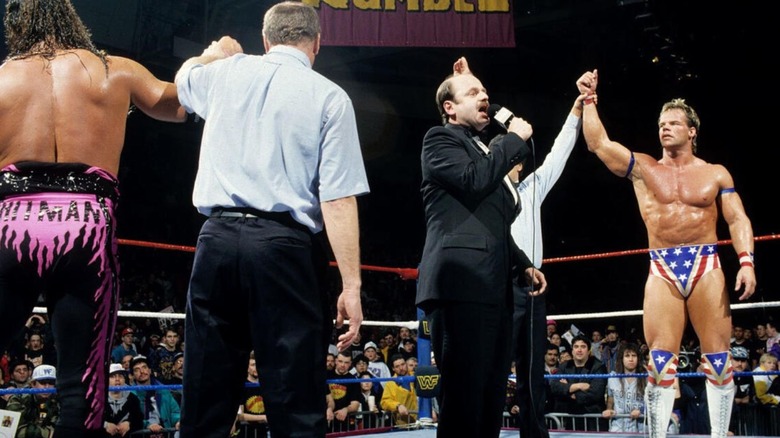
[32,300,780,329]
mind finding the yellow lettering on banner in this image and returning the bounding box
[423,0,450,12]
[302,0,350,9]
[479,0,509,12]
[354,0,381,10]
[385,0,422,12]
[478,0,509,12]
[305,0,509,12]
[454,0,474,12]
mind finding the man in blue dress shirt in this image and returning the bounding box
[174,2,370,437]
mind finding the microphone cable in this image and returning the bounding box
[524,135,545,434]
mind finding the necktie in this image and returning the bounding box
[473,136,519,207]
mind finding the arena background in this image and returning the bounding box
[1,0,776,332]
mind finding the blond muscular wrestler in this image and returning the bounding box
[578,70,755,438]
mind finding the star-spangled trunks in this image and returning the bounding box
[649,244,720,298]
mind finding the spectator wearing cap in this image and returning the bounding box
[172,353,184,382]
[105,363,143,436]
[399,338,417,360]
[112,328,139,364]
[728,346,756,435]
[170,352,184,406]
[730,346,754,405]
[130,355,181,433]
[350,354,384,402]
[363,341,391,388]
[8,358,34,389]
[349,354,370,377]
[6,364,60,437]
[546,320,557,339]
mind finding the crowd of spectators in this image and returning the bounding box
[505,319,780,434]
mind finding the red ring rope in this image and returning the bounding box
[119,233,780,281]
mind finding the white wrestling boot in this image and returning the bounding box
[700,351,736,438]
[645,383,676,438]
[646,349,679,438]
[706,379,735,438]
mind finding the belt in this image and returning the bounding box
[210,210,259,219]
[209,207,309,232]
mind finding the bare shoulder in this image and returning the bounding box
[635,151,657,162]
[710,162,735,186]
[695,158,734,187]
[696,158,730,176]
[0,58,26,81]
[634,151,660,168]
[103,55,163,90]
[105,55,148,76]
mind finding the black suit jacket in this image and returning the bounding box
[416,123,533,311]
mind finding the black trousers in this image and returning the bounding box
[181,214,330,438]
[430,300,512,438]
[0,193,119,437]
[512,283,550,438]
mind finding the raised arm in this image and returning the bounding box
[453,56,471,75]
[579,70,637,178]
[321,195,363,351]
[175,36,244,84]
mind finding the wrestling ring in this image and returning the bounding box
[2,233,779,437]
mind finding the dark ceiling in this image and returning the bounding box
[2,1,777,318]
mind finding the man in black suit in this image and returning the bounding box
[416,57,547,438]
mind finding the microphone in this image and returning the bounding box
[488,104,514,130]
[488,103,535,152]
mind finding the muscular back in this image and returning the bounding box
[0,49,184,175]
[632,153,727,248]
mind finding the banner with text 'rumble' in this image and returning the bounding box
[302,0,515,48]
